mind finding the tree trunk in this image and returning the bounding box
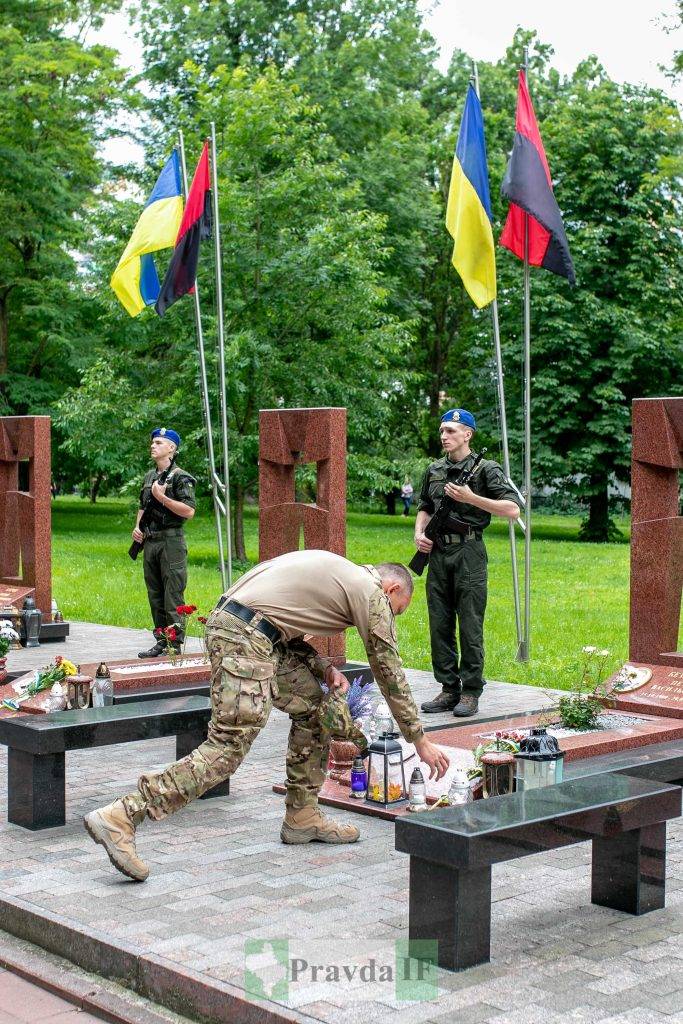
[579,475,620,542]
[234,482,246,561]
[89,472,104,503]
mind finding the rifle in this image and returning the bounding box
[128,462,176,561]
[408,449,488,577]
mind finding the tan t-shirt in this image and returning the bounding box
[225,549,378,643]
[222,550,424,744]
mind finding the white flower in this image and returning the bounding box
[599,650,611,658]
[0,621,19,641]
[582,646,597,654]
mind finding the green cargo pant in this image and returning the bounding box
[426,537,488,699]
[122,609,365,825]
[142,528,188,642]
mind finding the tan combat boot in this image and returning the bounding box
[84,800,149,881]
[280,805,360,845]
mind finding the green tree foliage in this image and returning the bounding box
[0,0,127,410]
[54,357,162,500]
[160,64,410,556]
[4,2,682,546]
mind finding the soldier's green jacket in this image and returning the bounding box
[417,452,521,531]
[139,464,196,528]
[225,549,425,745]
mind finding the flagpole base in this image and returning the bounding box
[515,640,529,663]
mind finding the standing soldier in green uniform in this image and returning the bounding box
[134,428,196,658]
[415,409,521,718]
[84,552,449,881]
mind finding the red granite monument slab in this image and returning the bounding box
[78,657,211,691]
[276,709,683,820]
[605,662,683,719]
[0,416,52,618]
[629,397,683,669]
[0,584,35,609]
[259,407,346,662]
[0,657,211,716]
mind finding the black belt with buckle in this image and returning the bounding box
[442,524,482,545]
[215,597,281,644]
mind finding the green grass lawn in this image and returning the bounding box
[52,496,635,692]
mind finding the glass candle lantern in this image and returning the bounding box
[480,750,516,798]
[448,768,473,805]
[373,701,394,739]
[365,733,407,806]
[408,767,427,810]
[350,756,368,799]
[514,726,565,791]
[66,675,92,710]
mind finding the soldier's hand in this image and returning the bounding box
[414,737,450,780]
[151,480,168,502]
[132,528,144,543]
[415,532,433,554]
[324,664,349,695]
[445,482,475,504]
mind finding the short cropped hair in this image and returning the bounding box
[374,562,414,597]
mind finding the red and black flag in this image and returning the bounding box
[155,141,212,316]
[500,71,575,285]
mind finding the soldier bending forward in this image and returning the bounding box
[84,551,449,881]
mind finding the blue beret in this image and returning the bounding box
[440,409,476,431]
[151,427,181,448]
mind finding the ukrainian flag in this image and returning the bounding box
[110,151,183,317]
[446,85,496,308]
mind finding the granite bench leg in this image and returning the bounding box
[7,748,66,830]
[591,823,666,915]
[408,856,492,971]
[176,729,230,799]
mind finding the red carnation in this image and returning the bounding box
[186,604,197,613]
[167,627,178,641]
[198,616,207,625]
[55,655,63,665]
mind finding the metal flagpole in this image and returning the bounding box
[177,130,227,591]
[210,121,233,587]
[472,62,524,656]
[520,46,532,662]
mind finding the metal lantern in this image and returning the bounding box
[514,726,565,791]
[66,674,91,710]
[365,732,408,806]
[480,750,516,798]
[22,597,42,648]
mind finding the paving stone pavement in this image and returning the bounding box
[0,623,681,1023]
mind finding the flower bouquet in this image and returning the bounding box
[1,655,78,711]
[155,604,199,666]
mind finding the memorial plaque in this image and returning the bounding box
[0,585,34,608]
[606,662,683,719]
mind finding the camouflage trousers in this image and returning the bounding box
[122,608,365,824]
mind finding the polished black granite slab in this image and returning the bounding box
[395,775,681,869]
[0,696,212,754]
[396,774,680,972]
[115,684,209,704]
[566,739,683,786]
[0,696,229,830]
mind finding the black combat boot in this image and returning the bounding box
[452,694,480,717]
[137,639,167,659]
[420,690,461,713]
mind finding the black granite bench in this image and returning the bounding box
[0,695,228,830]
[395,774,681,972]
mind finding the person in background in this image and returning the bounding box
[400,477,414,516]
